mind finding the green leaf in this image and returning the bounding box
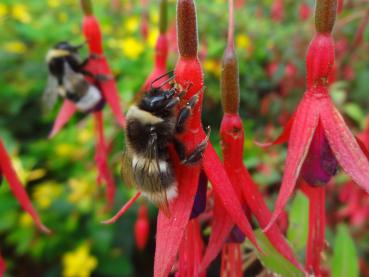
[332,224,359,277]
[254,229,303,277]
[287,191,309,253]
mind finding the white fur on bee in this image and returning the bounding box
[75,85,102,112]
[46,49,70,62]
[127,105,164,125]
[132,155,168,174]
[141,184,178,203]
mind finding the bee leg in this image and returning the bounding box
[175,94,199,133]
[174,127,211,165]
[164,96,180,110]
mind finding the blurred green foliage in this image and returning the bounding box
[0,0,368,276]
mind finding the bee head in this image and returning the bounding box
[54,41,82,53]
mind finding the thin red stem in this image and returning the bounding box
[102,192,141,224]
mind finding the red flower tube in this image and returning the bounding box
[201,0,303,273]
[0,254,5,277]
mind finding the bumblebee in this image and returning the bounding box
[43,41,104,113]
[122,74,209,213]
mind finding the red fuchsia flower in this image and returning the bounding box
[260,0,369,274]
[0,139,50,274]
[134,203,150,250]
[338,117,369,227]
[271,0,284,22]
[200,0,303,273]
[49,0,128,208]
[299,2,311,21]
[134,0,169,102]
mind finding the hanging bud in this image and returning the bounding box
[134,204,150,250]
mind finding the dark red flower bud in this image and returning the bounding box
[135,204,150,250]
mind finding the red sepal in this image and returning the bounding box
[0,140,50,234]
[177,219,205,277]
[202,142,260,251]
[255,114,294,148]
[154,161,200,277]
[0,254,5,277]
[220,243,243,277]
[200,194,233,271]
[320,99,369,194]
[49,100,76,138]
[265,94,319,232]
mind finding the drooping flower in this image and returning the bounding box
[259,0,369,274]
[48,0,128,208]
[271,0,284,22]
[201,0,303,273]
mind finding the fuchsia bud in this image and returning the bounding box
[271,0,284,22]
[134,204,150,250]
[299,2,311,21]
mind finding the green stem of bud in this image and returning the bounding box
[159,0,168,34]
[315,0,337,33]
[81,0,93,16]
[177,0,198,58]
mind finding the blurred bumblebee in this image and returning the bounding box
[43,41,104,113]
[122,73,210,214]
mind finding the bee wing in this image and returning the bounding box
[63,63,89,99]
[121,148,136,188]
[140,134,170,208]
[42,74,59,113]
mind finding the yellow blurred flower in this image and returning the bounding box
[0,4,7,18]
[56,143,85,160]
[63,243,98,277]
[204,59,221,77]
[236,34,252,51]
[33,182,63,209]
[121,37,144,59]
[124,16,139,33]
[19,213,33,228]
[68,178,96,209]
[149,10,159,25]
[148,29,159,48]
[77,129,93,144]
[48,0,61,8]
[3,41,27,54]
[27,168,47,182]
[58,12,68,23]
[12,4,31,23]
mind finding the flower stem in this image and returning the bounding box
[159,0,168,34]
[221,0,240,114]
[315,0,337,33]
[80,0,93,16]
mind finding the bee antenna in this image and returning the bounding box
[150,71,175,90]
